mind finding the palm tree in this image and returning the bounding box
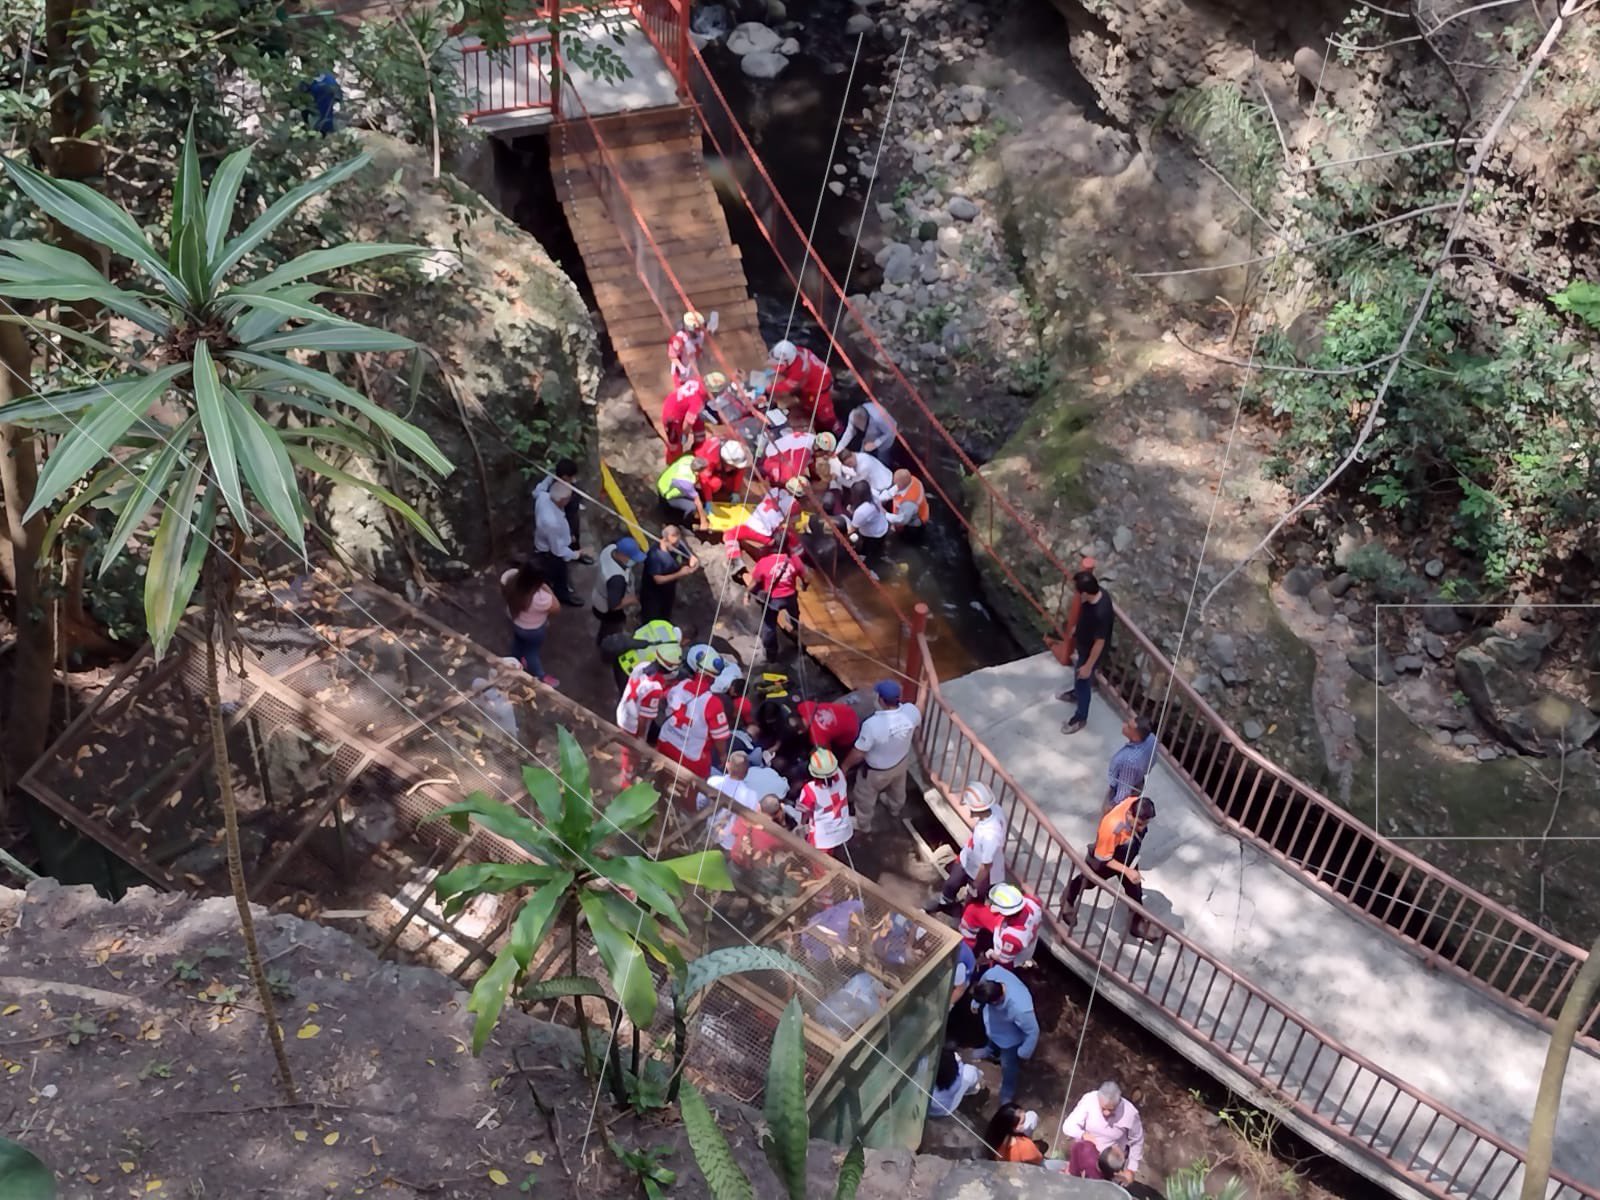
[0,125,453,1099]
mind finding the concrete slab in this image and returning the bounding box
[453,18,679,133]
[936,652,1600,1194]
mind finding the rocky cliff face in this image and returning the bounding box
[318,133,602,587]
[0,880,1118,1200]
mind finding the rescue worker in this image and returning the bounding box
[886,468,930,534]
[1059,794,1159,942]
[795,696,860,756]
[837,398,898,458]
[928,780,1007,910]
[657,452,710,530]
[606,617,683,693]
[746,536,807,663]
[768,339,837,432]
[723,477,807,560]
[762,427,833,486]
[798,748,853,861]
[697,438,751,505]
[960,883,1044,970]
[661,376,709,462]
[615,640,684,743]
[703,370,751,428]
[657,644,733,782]
[668,310,707,386]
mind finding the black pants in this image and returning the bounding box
[759,593,799,660]
[594,606,627,647]
[1062,839,1144,910]
[536,551,579,605]
[938,862,993,905]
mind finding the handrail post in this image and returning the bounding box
[547,0,561,117]
[903,603,929,707]
[675,0,690,96]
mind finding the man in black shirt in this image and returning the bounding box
[639,525,699,624]
[1057,570,1114,735]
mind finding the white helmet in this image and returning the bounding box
[961,780,995,812]
[720,441,750,469]
[988,883,1025,915]
[769,339,798,366]
[813,431,837,455]
[683,310,706,331]
[784,477,808,497]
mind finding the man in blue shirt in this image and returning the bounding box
[969,966,1039,1106]
[1105,714,1158,811]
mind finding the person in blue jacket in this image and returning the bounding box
[968,965,1039,1106]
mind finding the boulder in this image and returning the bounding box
[1283,565,1320,597]
[948,196,980,221]
[877,241,916,285]
[777,36,800,55]
[741,50,791,78]
[322,134,599,588]
[1208,632,1237,667]
[727,20,782,55]
[846,12,875,34]
[1422,603,1468,635]
[1308,585,1337,617]
[1347,646,1397,686]
[1455,639,1598,754]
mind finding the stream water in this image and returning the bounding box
[699,2,1021,670]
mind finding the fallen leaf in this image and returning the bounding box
[146,1182,163,1193]
[120,1163,136,1174]
[306,1002,319,1013]
[488,1169,510,1186]
[85,1175,100,1184]
[297,1024,321,1039]
[523,1152,544,1166]
[1,1005,19,1016]
[293,1132,308,1143]
[324,1132,340,1146]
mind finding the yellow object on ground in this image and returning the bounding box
[705,503,811,533]
[600,460,648,548]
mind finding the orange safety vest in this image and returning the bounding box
[891,476,929,524]
[1092,794,1142,859]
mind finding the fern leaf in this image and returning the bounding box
[833,1141,865,1200]
[680,1083,754,1200]
[761,998,810,1200]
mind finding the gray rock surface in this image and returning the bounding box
[948,195,980,220]
[1284,565,1320,597]
[727,20,782,55]
[741,50,791,79]
[1347,646,1397,686]
[1454,634,1599,754]
[1208,632,1237,667]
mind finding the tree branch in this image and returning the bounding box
[1198,0,1583,616]
[1300,137,1479,173]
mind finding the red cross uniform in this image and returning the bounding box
[799,774,853,851]
[990,895,1044,968]
[724,487,798,557]
[616,662,670,737]
[761,430,815,485]
[668,328,705,386]
[772,347,836,429]
[656,674,730,778]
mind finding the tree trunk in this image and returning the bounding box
[44,0,108,296]
[0,323,52,798]
[1520,936,1600,1200]
[204,616,298,1103]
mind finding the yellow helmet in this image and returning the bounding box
[683,311,706,331]
[704,370,728,392]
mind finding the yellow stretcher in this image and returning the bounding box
[705,503,811,534]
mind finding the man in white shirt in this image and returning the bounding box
[534,481,586,604]
[928,780,1007,911]
[841,679,920,833]
[1062,1081,1144,1184]
[837,399,899,458]
[832,448,895,501]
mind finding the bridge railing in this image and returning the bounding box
[457,33,556,118]
[909,635,1595,1200]
[607,20,1600,1048]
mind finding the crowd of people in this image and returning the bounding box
[499,310,1170,1186]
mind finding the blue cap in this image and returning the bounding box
[875,680,902,704]
[613,537,646,564]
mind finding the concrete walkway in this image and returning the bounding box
[938,653,1599,1195]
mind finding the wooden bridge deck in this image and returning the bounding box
[551,105,942,692]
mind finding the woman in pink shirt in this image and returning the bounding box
[501,563,560,686]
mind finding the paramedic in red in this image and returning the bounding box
[661,376,709,462]
[693,437,751,504]
[613,641,682,781]
[746,540,807,663]
[795,696,860,756]
[668,310,706,386]
[723,477,807,559]
[959,883,1044,969]
[798,749,854,861]
[768,339,838,433]
[656,644,732,781]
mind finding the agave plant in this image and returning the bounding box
[0,124,452,654]
[680,998,865,1200]
[430,727,736,1056]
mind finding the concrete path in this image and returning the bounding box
[938,653,1600,1195]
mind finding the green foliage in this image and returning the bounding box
[429,726,734,1047]
[1551,281,1600,330]
[608,1139,677,1200]
[1164,1160,1247,1200]
[1250,264,1600,590]
[1343,543,1413,596]
[1169,84,1281,215]
[0,126,451,653]
[0,1135,56,1200]
[681,998,864,1200]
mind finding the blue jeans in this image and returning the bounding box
[980,1041,1025,1105]
[1072,654,1096,724]
[512,624,548,678]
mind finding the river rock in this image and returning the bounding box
[877,241,916,285]
[1454,636,1597,754]
[1347,646,1397,686]
[1327,572,1355,598]
[948,195,980,221]
[1422,603,1467,635]
[777,36,800,55]
[937,225,962,256]
[1422,632,1446,660]
[1393,654,1424,674]
[959,98,984,123]
[1424,557,1445,579]
[827,181,844,196]
[727,21,781,55]
[1208,632,1237,667]
[846,12,874,34]
[1243,719,1265,741]
[1113,525,1135,553]
[740,50,790,78]
[764,0,787,20]
[1309,585,1337,617]
[1432,729,1454,746]
[691,4,731,39]
[1283,565,1320,597]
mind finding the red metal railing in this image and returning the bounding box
[629,0,687,84]
[458,33,556,118]
[910,636,1596,1200]
[608,16,1599,1048]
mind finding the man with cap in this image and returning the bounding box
[656,644,733,781]
[798,748,853,861]
[841,679,920,834]
[591,536,646,647]
[960,883,1044,970]
[1060,794,1159,942]
[928,780,1007,912]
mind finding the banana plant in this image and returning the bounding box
[429,727,736,1059]
[679,998,865,1200]
[0,123,453,656]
